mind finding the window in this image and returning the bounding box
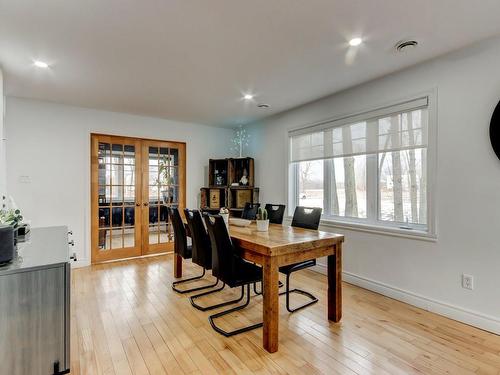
[289,96,434,236]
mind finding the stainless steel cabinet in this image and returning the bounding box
[0,227,70,375]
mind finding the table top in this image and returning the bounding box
[0,226,70,276]
[229,222,344,256]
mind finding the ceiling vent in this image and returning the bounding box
[395,40,418,52]
[257,103,270,109]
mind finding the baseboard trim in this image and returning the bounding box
[71,259,90,268]
[311,263,500,335]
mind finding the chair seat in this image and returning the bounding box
[228,259,262,288]
[279,259,316,275]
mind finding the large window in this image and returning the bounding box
[289,96,434,236]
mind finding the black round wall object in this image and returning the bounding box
[491,100,500,160]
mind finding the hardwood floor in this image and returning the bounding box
[71,254,500,375]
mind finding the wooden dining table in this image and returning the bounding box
[174,222,344,353]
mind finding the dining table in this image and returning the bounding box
[174,221,344,353]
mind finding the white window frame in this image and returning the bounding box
[287,91,437,240]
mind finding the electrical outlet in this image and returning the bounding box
[462,274,474,290]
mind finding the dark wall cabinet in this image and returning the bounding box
[201,157,260,217]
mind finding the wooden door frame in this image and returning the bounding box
[90,133,186,264]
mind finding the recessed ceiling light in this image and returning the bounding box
[243,94,254,100]
[349,37,363,47]
[33,60,49,68]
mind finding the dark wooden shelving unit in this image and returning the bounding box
[200,157,260,217]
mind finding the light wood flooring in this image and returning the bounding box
[71,254,500,375]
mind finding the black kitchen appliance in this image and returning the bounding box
[0,224,15,265]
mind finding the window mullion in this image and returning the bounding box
[323,159,331,217]
[366,154,377,224]
[366,119,378,224]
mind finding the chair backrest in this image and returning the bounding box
[203,213,236,283]
[241,202,260,220]
[291,206,322,230]
[167,207,190,258]
[264,204,286,224]
[184,208,212,270]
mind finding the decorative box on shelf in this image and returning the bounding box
[200,187,227,210]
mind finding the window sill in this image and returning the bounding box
[284,217,437,242]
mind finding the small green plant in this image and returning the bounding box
[0,208,23,228]
[156,155,175,186]
[257,207,268,221]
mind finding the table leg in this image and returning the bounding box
[174,254,183,278]
[327,243,342,322]
[262,257,279,353]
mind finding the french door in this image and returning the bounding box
[91,134,186,263]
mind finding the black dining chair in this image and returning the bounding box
[264,204,286,224]
[279,206,322,312]
[204,213,263,337]
[241,202,260,220]
[186,209,248,311]
[169,207,215,294]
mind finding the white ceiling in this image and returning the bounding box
[1,0,500,127]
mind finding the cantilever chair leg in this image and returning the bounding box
[190,281,247,311]
[172,268,219,294]
[279,272,318,312]
[253,280,283,296]
[208,284,263,337]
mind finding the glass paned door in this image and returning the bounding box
[92,135,142,262]
[91,135,185,263]
[142,141,185,255]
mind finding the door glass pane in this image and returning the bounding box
[99,208,110,227]
[124,165,135,185]
[149,205,159,224]
[98,164,111,185]
[99,186,111,206]
[111,164,124,185]
[159,222,169,243]
[112,186,124,205]
[112,207,123,227]
[123,227,135,248]
[124,186,135,205]
[149,225,159,244]
[111,229,123,248]
[124,145,135,164]
[149,185,159,202]
[170,148,179,166]
[99,229,111,250]
[124,207,135,226]
[98,143,110,163]
[111,144,123,164]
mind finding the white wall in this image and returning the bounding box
[248,36,500,333]
[0,68,6,198]
[5,97,233,266]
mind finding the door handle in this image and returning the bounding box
[143,203,149,207]
[136,203,141,207]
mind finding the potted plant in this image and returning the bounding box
[0,208,24,238]
[256,207,269,232]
